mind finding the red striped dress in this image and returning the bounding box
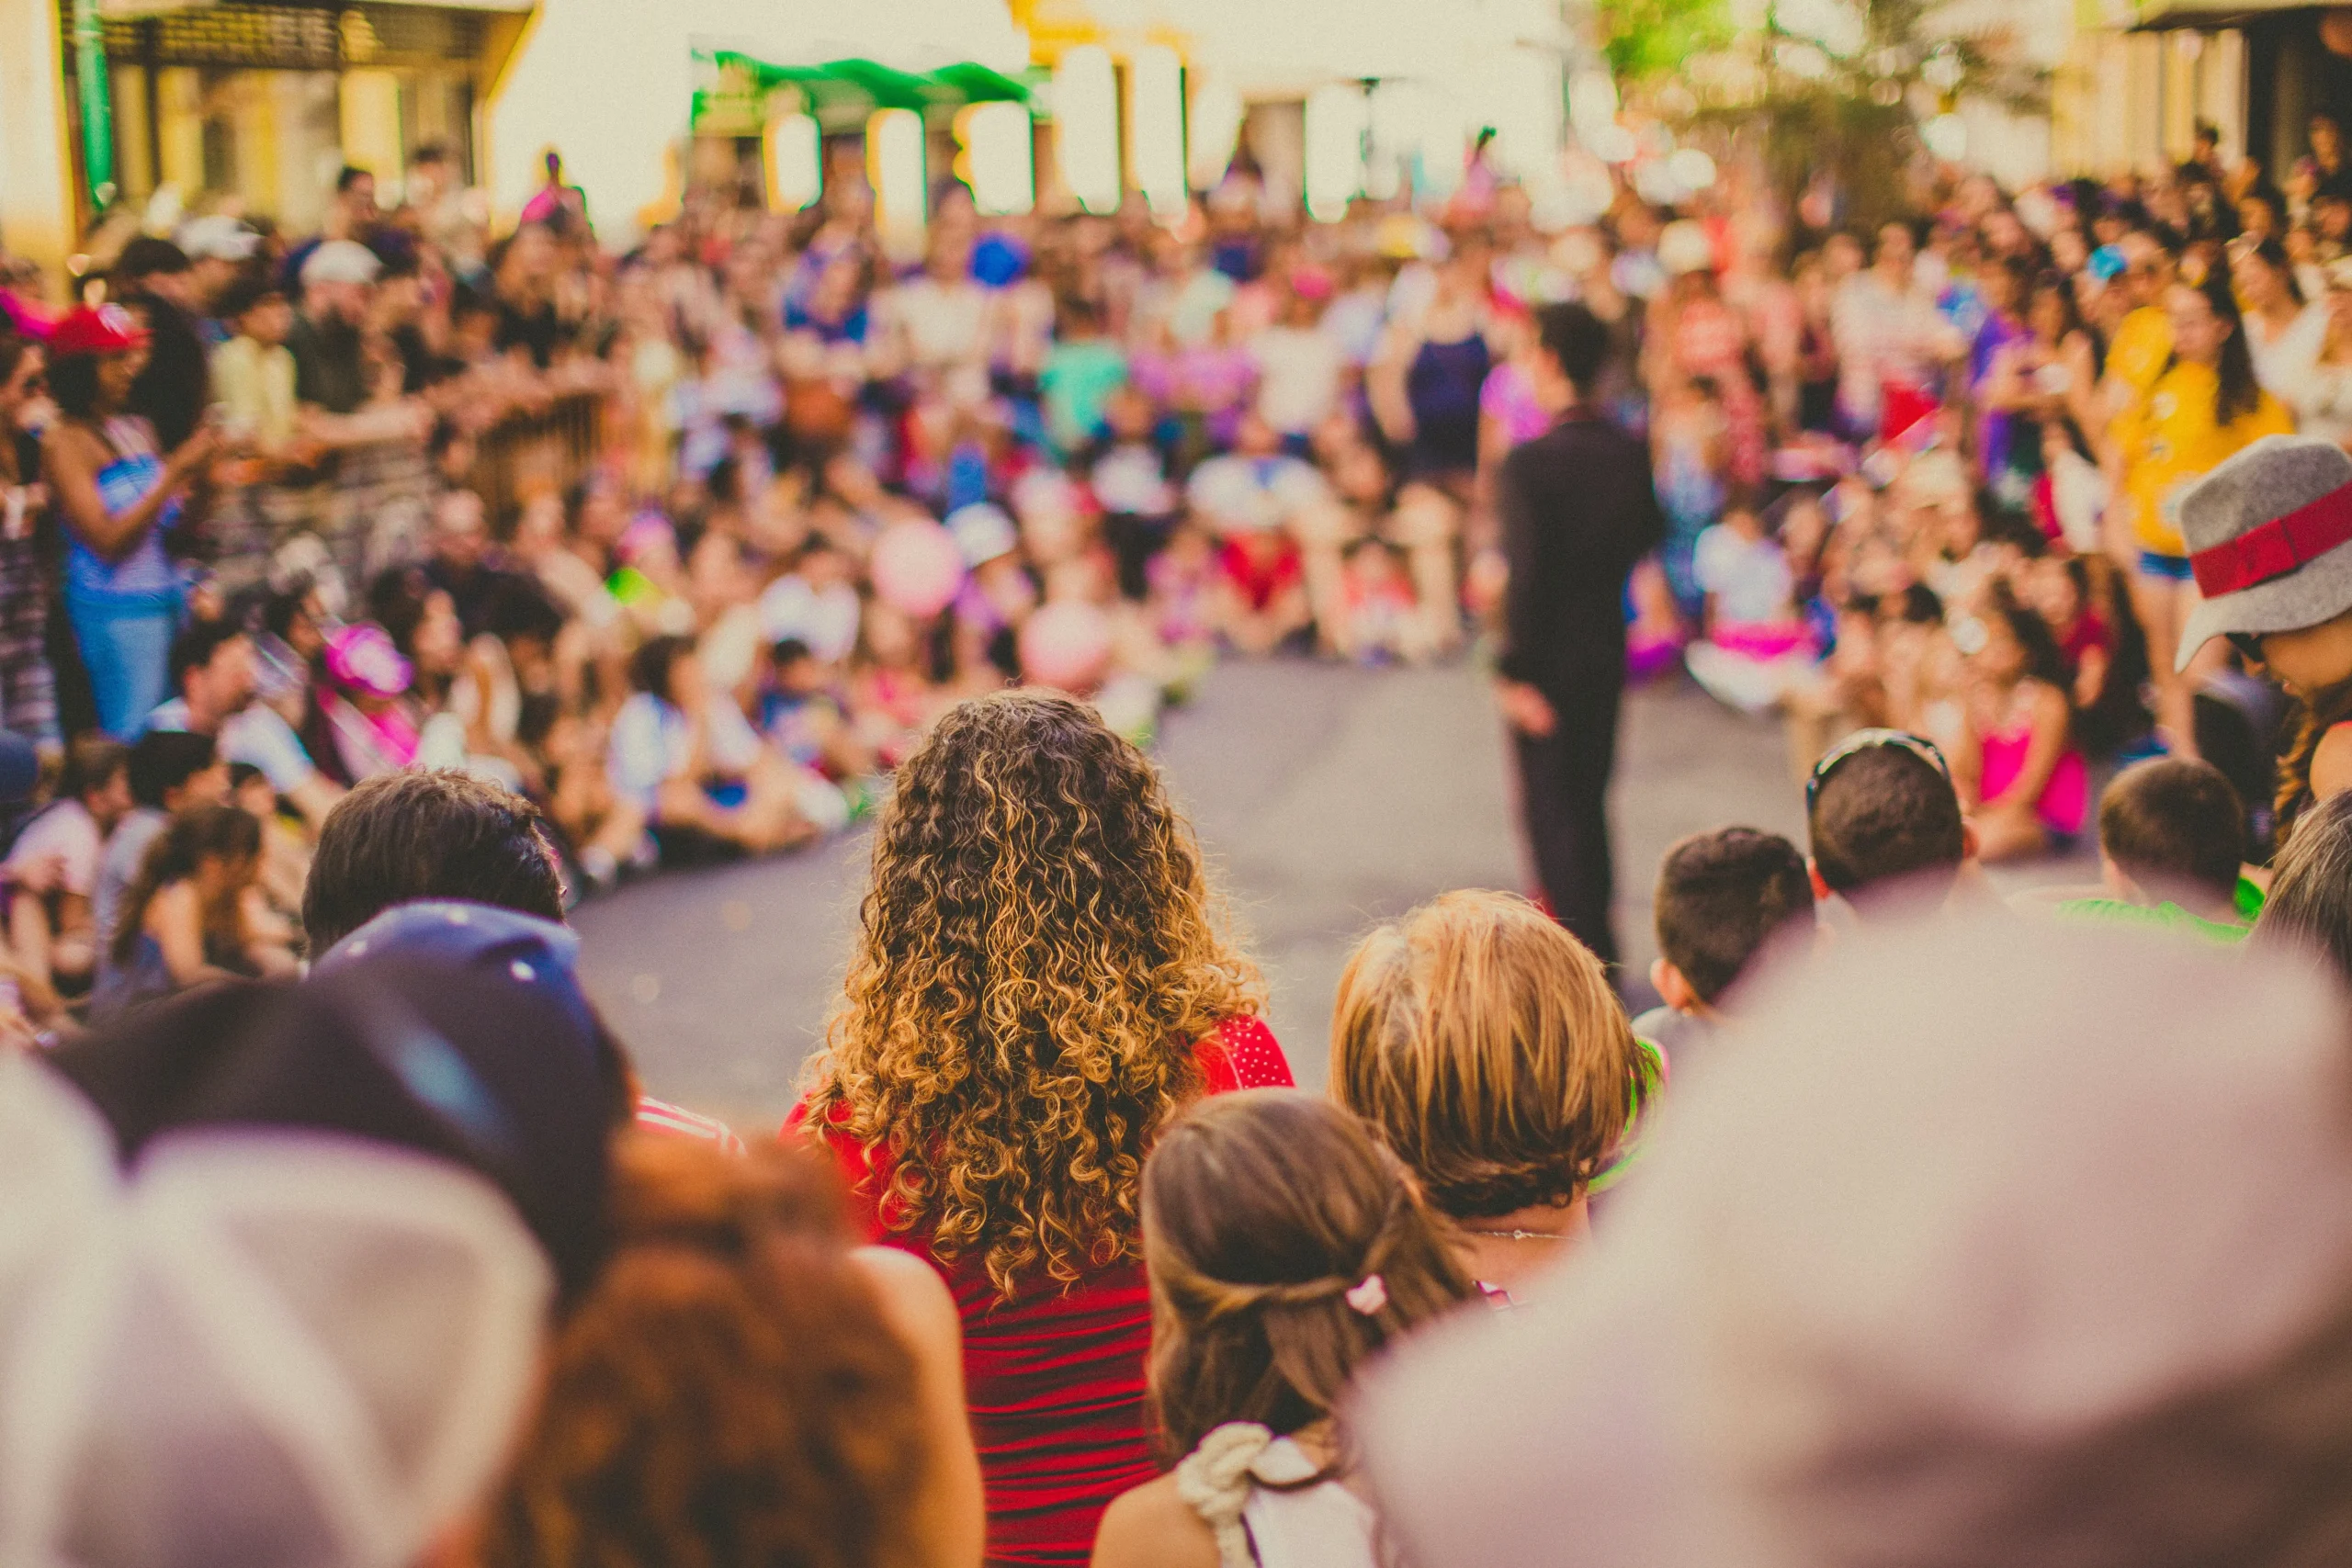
[791,1016,1292,1566]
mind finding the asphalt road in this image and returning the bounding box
[574,658,1807,1134]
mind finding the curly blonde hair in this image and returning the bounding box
[801,690,1262,1296]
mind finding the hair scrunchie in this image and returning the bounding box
[1173,1421,1275,1568]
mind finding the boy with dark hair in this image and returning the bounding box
[1634,828,1816,1069]
[2056,758,2252,941]
[300,768,566,957]
[148,615,339,831]
[300,767,745,1153]
[1805,728,1973,913]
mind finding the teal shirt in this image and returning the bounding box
[1039,340,1128,454]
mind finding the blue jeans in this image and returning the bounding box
[65,582,178,737]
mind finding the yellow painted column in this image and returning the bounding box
[340,68,403,184]
[158,67,205,197]
[0,0,79,284]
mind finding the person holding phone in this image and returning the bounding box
[39,305,217,737]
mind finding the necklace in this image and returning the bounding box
[1466,1227,1569,1241]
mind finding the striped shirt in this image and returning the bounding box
[634,1093,746,1155]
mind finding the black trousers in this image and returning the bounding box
[1513,679,1623,966]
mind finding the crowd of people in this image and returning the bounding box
[8,93,2352,1568]
[8,671,2352,1568]
[6,113,2352,1005]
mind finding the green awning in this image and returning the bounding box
[692,50,1029,134]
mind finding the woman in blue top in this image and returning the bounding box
[39,304,213,736]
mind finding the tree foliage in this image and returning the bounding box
[1594,0,1735,84]
[1604,0,2051,227]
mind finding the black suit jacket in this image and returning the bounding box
[1494,411,1665,697]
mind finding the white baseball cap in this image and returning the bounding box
[300,239,381,288]
[0,1053,551,1568]
[178,214,260,264]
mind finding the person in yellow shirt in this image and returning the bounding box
[2115,267,2296,750]
[2100,234,2178,435]
[207,278,300,461]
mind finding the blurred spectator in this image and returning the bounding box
[1357,914,2352,1568]
[1330,889,1650,1303]
[1632,827,1816,1068]
[1092,1090,1472,1568]
[111,237,209,451]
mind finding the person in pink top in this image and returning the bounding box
[1958,585,2088,860]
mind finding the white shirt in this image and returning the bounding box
[147,698,318,795]
[2247,302,2333,420]
[1693,525,1794,626]
[1186,454,1331,533]
[757,575,862,664]
[607,693,764,813]
[1252,325,1348,436]
[1831,271,1953,420]
[889,277,990,367]
[6,800,102,897]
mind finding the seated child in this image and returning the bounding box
[1631,828,1817,1076]
[1330,538,1432,665]
[608,634,815,864]
[1683,498,1815,715]
[1329,889,1657,1304]
[1091,1090,1472,1568]
[1805,728,1973,918]
[1211,525,1312,657]
[2054,757,2252,941]
[6,735,130,1004]
[1085,386,1182,601]
[758,637,876,786]
[1955,585,2087,862]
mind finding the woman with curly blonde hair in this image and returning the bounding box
[796,689,1288,1566]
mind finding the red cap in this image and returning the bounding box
[47,303,149,358]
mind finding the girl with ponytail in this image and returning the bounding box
[1091,1090,1472,1568]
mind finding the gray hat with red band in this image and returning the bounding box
[2176,434,2352,671]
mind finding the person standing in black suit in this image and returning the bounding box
[1492,303,1664,966]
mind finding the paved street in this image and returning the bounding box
[575,659,1806,1133]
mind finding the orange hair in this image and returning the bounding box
[479,1134,928,1568]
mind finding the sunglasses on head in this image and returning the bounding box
[1806,728,1952,812]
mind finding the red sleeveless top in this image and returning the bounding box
[791,1017,1292,1566]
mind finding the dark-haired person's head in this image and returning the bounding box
[166,617,254,730]
[2253,788,2352,990]
[1534,301,1612,397]
[301,769,565,957]
[2098,758,2245,919]
[112,236,192,294]
[629,634,697,706]
[1652,828,1815,1012]
[60,735,132,829]
[125,728,224,811]
[1807,731,1970,912]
